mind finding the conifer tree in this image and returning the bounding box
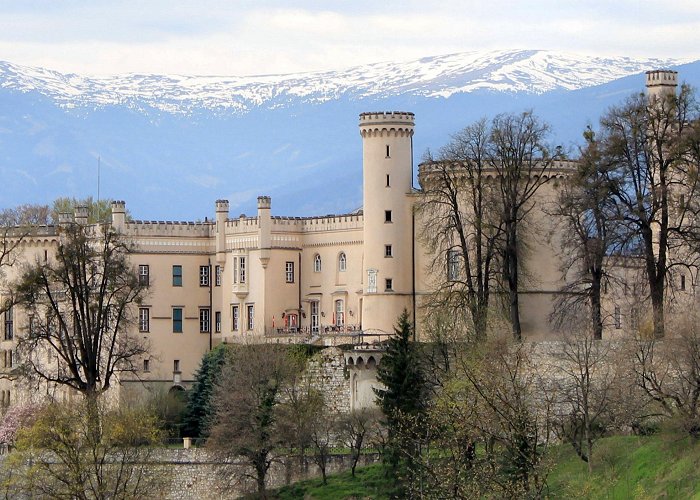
[374,310,426,488]
[182,344,227,439]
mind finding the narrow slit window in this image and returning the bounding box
[385,145,390,158]
[384,210,392,223]
[386,174,390,187]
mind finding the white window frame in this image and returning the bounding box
[247,304,254,330]
[447,249,460,281]
[338,252,347,272]
[285,261,295,283]
[215,265,221,286]
[232,305,239,331]
[200,265,210,287]
[138,307,150,333]
[200,308,211,333]
[314,254,322,273]
[335,299,344,327]
[138,264,149,286]
[310,301,319,333]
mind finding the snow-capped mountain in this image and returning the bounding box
[0,50,698,220]
[0,50,688,115]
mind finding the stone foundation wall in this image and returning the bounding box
[145,449,380,499]
[305,347,352,414]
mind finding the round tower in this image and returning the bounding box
[359,111,415,334]
[646,69,678,101]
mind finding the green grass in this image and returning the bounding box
[271,463,392,500]
[546,433,700,499]
[269,433,700,499]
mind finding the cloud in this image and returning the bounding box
[0,2,697,76]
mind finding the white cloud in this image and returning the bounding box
[0,2,697,76]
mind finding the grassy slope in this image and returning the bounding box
[547,434,700,499]
[272,434,700,499]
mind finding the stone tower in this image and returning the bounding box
[359,111,415,334]
[646,69,678,101]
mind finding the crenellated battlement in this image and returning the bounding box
[646,70,678,88]
[124,220,214,238]
[417,158,579,187]
[359,111,415,138]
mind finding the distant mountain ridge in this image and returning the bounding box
[0,50,689,115]
[0,51,698,220]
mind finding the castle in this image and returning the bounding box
[0,69,686,409]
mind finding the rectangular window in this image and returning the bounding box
[4,307,12,341]
[232,305,239,331]
[200,308,211,333]
[215,265,221,286]
[311,301,319,334]
[384,245,393,258]
[173,359,180,372]
[335,300,344,327]
[247,304,254,330]
[285,261,295,283]
[386,174,390,187]
[215,311,221,333]
[386,144,390,158]
[239,257,246,284]
[200,265,210,287]
[614,306,621,329]
[138,265,149,286]
[447,249,460,281]
[681,274,686,291]
[385,278,393,291]
[138,308,150,332]
[384,210,392,223]
[233,258,238,284]
[143,359,150,372]
[172,307,183,333]
[172,265,182,287]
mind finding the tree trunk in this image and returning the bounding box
[506,223,522,341]
[590,277,603,340]
[650,282,665,339]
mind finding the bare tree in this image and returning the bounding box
[549,130,622,339]
[12,222,147,408]
[207,344,298,499]
[550,329,619,472]
[490,111,561,340]
[601,85,700,337]
[633,311,700,436]
[308,404,335,485]
[418,119,503,340]
[338,408,381,478]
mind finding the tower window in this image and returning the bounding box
[385,278,393,291]
[143,359,150,372]
[285,261,295,283]
[314,254,322,273]
[384,210,392,223]
[681,274,686,291]
[338,252,347,272]
[173,359,180,372]
[386,145,390,158]
[386,174,390,187]
[384,245,393,258]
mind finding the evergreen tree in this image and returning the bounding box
[374,310,426,489]
[182,344,228,439]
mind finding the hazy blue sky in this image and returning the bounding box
[0,1,698,75]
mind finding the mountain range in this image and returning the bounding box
[0,49,698,219]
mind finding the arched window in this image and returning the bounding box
[338,252,347,272]
[314,254,322,273]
